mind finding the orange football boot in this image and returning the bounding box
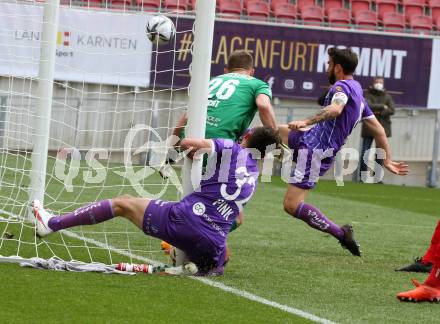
[397,279,440,302]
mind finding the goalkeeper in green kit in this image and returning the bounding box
[159,50,277,259]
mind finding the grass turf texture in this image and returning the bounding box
[1,162,440,322]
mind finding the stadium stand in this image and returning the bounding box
[324,0,344,15]
[163,0,187,11]
[409,15,434,33]
[218,0,242,18]
[301,5,324,25]
[376,0,399,20]
[111,0,131,7]
[246,0,270,20]
[328,7,351,28]
[53,0,440,35]
[269,0,288,11]
[81,0,104,7]
[354,9,378,29]
[240,0,254,10]
[382,11,406,31]
[136,0,161,10]
[436,16,440,30]
[403,0,425,21]
[430,0,440,22]
[273,2,297,22]
[188,0,196,9]
[351,0,371,15]
[297,0,317,15]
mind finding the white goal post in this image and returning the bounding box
[0,0,217,267]
[29,0,60,212]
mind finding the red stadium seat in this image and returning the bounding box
[270,0,289,12]
[136,0,161,10]
[111,0,131,8]
[354,10,378,30]
[376,0,398,20]
[247,0,270,20]
[218,0,242,18]
[82,0,104,7]
[301,5,324,25]
[273,3,297,22]
[188,0,196,9]
[382,12,406,31]
[430,0,440,22]
[351,0,371,16]
[328,7,351,28]
[324,0,343,15]
[297,0,316,14]
[436,16,440,30]
[403,0,425,21]
[409,15,433,33]
[242,0,268,10]
[163,0,187,12]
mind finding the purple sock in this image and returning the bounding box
[48,199,115,232]
[294,202,344,241]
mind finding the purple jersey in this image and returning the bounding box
[301,79,374,152]
[177,139,259,245]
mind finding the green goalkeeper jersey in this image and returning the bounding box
[204,73,272,141]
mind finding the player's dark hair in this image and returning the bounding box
[246,127,281,158]
[328,47,358,75]
[373,77,384,83]
[227,50,254,71]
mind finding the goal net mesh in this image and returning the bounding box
[0,0,196,266]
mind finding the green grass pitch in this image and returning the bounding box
[1,164,440,322]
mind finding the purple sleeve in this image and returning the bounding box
[331,81,350,97]
[212,139,234,157]
[212,139,224,153]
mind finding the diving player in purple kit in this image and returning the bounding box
[31,127,281,275]
[278,48,409,256]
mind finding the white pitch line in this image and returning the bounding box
[0,208,334,323]
[194,276,335,324]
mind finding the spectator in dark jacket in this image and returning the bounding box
[360,77,395,181]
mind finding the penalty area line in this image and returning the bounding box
[0,209,334,323]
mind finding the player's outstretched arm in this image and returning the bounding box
[256,94,277,130]
[180,138,213,160]
[288,101,345,131]
[363,117,409,176]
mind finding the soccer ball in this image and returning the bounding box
[146,15,176,45]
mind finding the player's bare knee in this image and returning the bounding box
[112,195,135,216]
[283,199,300,217]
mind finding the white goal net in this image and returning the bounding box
[0,0,211,267]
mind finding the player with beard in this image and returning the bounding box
[277,48,409,256]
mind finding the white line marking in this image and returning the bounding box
[0,208,334,323]
[194,276,335,324]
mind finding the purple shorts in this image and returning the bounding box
[143,199,227,275]
[288,131,334,190]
